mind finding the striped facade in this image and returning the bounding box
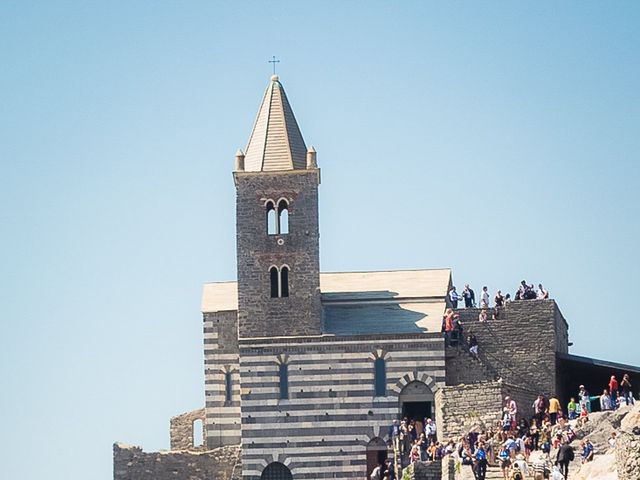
[204,311,241,448]
[237,333,445,480]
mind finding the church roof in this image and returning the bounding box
[201,268,452,334]
[243,75,307,172]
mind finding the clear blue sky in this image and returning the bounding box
[1,2,638,479]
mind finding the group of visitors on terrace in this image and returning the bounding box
[442,280,549,350]
[379,376,635,480]
[448,281,549,310]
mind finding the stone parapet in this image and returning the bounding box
[113,443,240,480]
[435,381,538,441]
[170,408,206,451]
[410,460,442,480]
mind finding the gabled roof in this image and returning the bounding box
[243,75,307,172]
[201,269,452,334]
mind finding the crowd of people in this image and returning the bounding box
[376,376,635,480]
[448,281,549,310]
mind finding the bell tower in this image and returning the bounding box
[234,75,322,338]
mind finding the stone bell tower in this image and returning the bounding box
[233,75,322,338]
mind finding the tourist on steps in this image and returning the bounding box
[472,440,488,480]
[555,439,574,479]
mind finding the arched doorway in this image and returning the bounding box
[399,381,434,435]
[260,462,293,480]
[366,437,388,479]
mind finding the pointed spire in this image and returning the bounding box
[244,75,308,172]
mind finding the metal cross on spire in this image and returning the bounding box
[268,55,280,75]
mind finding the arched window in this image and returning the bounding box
[261,462,293,480]
[280,266,289,298]
[225,371,233,402]
[270,267,279,298]
[279,363,289,399]
[192,418,204,447]
[278,199,289,234]
[266,201,277,235]
[269,266,290,298]
[374,358,386,396]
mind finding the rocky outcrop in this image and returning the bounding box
[615,403,640,480]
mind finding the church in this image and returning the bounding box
[113,75,640,480]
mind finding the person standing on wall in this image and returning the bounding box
[481,286,490,308]
[449,286,460,309]
[463,284,476,308]
[621,374,634,406]
[609,375,619,409]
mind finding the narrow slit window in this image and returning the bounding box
[278,200,289,234]
[225,371,233,402]
[193,419,204,447]
[280,266,289,298]
[374,358,386,397]
[279,363,289,399]
[270,267,279,298]
[266,201,277,235]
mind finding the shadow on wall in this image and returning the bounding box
[322,290,430,335]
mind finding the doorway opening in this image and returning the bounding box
[366,437,388,479]
[398,380,435,437]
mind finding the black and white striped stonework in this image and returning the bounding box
[204,311,241,448]
[238,333,445,480]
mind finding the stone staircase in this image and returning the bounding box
[445,341,499,386]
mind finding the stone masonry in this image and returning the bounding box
[203,310,241,449]
[113,443,241,480]
[452,300,568,396]
[170,408,206,451]
[435,380,538,440]
[435,381,504,440]
[234,170,322,338]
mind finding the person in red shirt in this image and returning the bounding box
[609,375,619,409]
[442,308,458,347]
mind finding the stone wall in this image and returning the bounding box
[113,443,241,480]
[234,169,322,338]
[410,460,442,480]
[435,382,503,441]
[453,300,567,396]
[170,408,206,451]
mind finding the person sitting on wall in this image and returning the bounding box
[580,440,594,463]
[537,283,549,299]
[479,309,488,323]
